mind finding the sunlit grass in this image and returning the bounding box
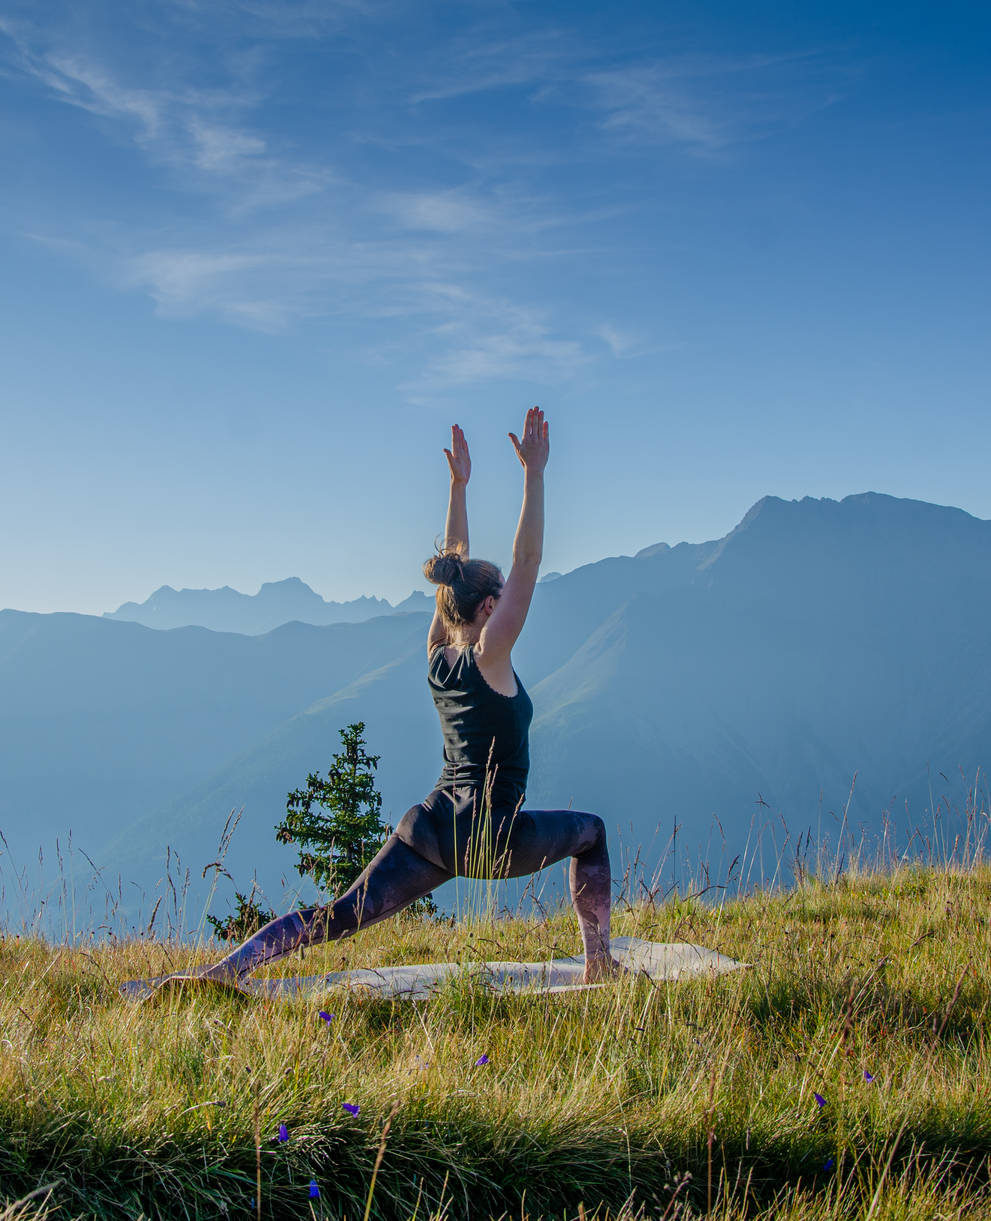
[1,864,990,1218]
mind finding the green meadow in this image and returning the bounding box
[1,863,989,1220]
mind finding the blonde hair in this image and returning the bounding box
[423,547,502,632]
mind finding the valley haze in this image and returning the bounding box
[1,491,987,934]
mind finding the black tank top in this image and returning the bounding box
[428,645,533,807]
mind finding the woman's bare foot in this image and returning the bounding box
[187,960,249,985]
[151,962,247,993]
[142,968,252,1004]
[582,956,632,984]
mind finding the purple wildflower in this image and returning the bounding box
[277,1122,289,1143]
[309,1180,320,1199]
[823,1157,835,1172]
[814,1093,826,1108]
[475,1054,490,1067]
[319,1010,335,1023]
[342,1102,360,1116]
[863,1070,874,1083]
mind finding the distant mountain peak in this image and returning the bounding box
[103,578,423,635]
[259,576,311,591]
[731,491,985,532]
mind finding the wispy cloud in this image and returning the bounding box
[596,324,640,358]
[584,50,852,154]
[161,0,391,40]
[402,22,849,158]
[428,326,588,387]
[0,7,848,387]
[217,0,389,35]
[124,248,291,328]
[188,120,266,171]
[408,29,576,105]
[586,64,727,152]
[25,49,166,138]
[1,22,328,213]
[373,190,494,234]
[402,290,591,392]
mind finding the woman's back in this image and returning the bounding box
[428,643,533,807]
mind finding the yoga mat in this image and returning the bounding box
[121,937,745,1002]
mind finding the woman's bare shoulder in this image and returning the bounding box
[472,643,519,697]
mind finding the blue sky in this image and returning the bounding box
[2,0,989,614]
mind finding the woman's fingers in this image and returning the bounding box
[509,409,548,468]
[446,424,471,480]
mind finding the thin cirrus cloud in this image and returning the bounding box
[41,52,164,138]
[427,326,589,389]
[407,29,578,105]
[584,51,853,154]
[405,32,836,157]
[187,119,266,172]
[407,29,848,158]
[185,118,332,211]
[6,21,606,373]
[2,25,327,211]
[371,186,582,240]
[401,291,591,394]
[123,248,295,329]
[195,0,392,38]
[1,9,847,389]
[119,235,427,332]
[117,235,597,391]
[596,324,641,359]
[373,190,496,234]
[586,65,727,152]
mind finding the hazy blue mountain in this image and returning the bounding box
[103,577,432,635]
[0,609,428,924]
[3,492,990,932]
[520,492,991,870]
[102,637,441,923]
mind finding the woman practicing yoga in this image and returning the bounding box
[189,407,617,985]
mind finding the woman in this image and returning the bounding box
[190,408,617,986]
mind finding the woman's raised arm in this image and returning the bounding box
[427,424,471,655]
[442,423,470,554]
[478,407,548,663]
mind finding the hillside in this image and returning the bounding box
[0,864,989,1219]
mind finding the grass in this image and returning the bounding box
[1,863,990,1219]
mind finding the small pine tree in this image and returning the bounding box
[275,722,388,898]
[206,884,274,943]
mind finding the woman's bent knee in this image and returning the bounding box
[577,812,606,853]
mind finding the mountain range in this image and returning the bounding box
[103,577,431,634]
[2,492,989,933]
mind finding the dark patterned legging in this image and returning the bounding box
[208,787,613,978]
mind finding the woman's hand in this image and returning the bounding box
[443,424,472,486]
[508,406,549,474]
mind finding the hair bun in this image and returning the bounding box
[423,551,464,587]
